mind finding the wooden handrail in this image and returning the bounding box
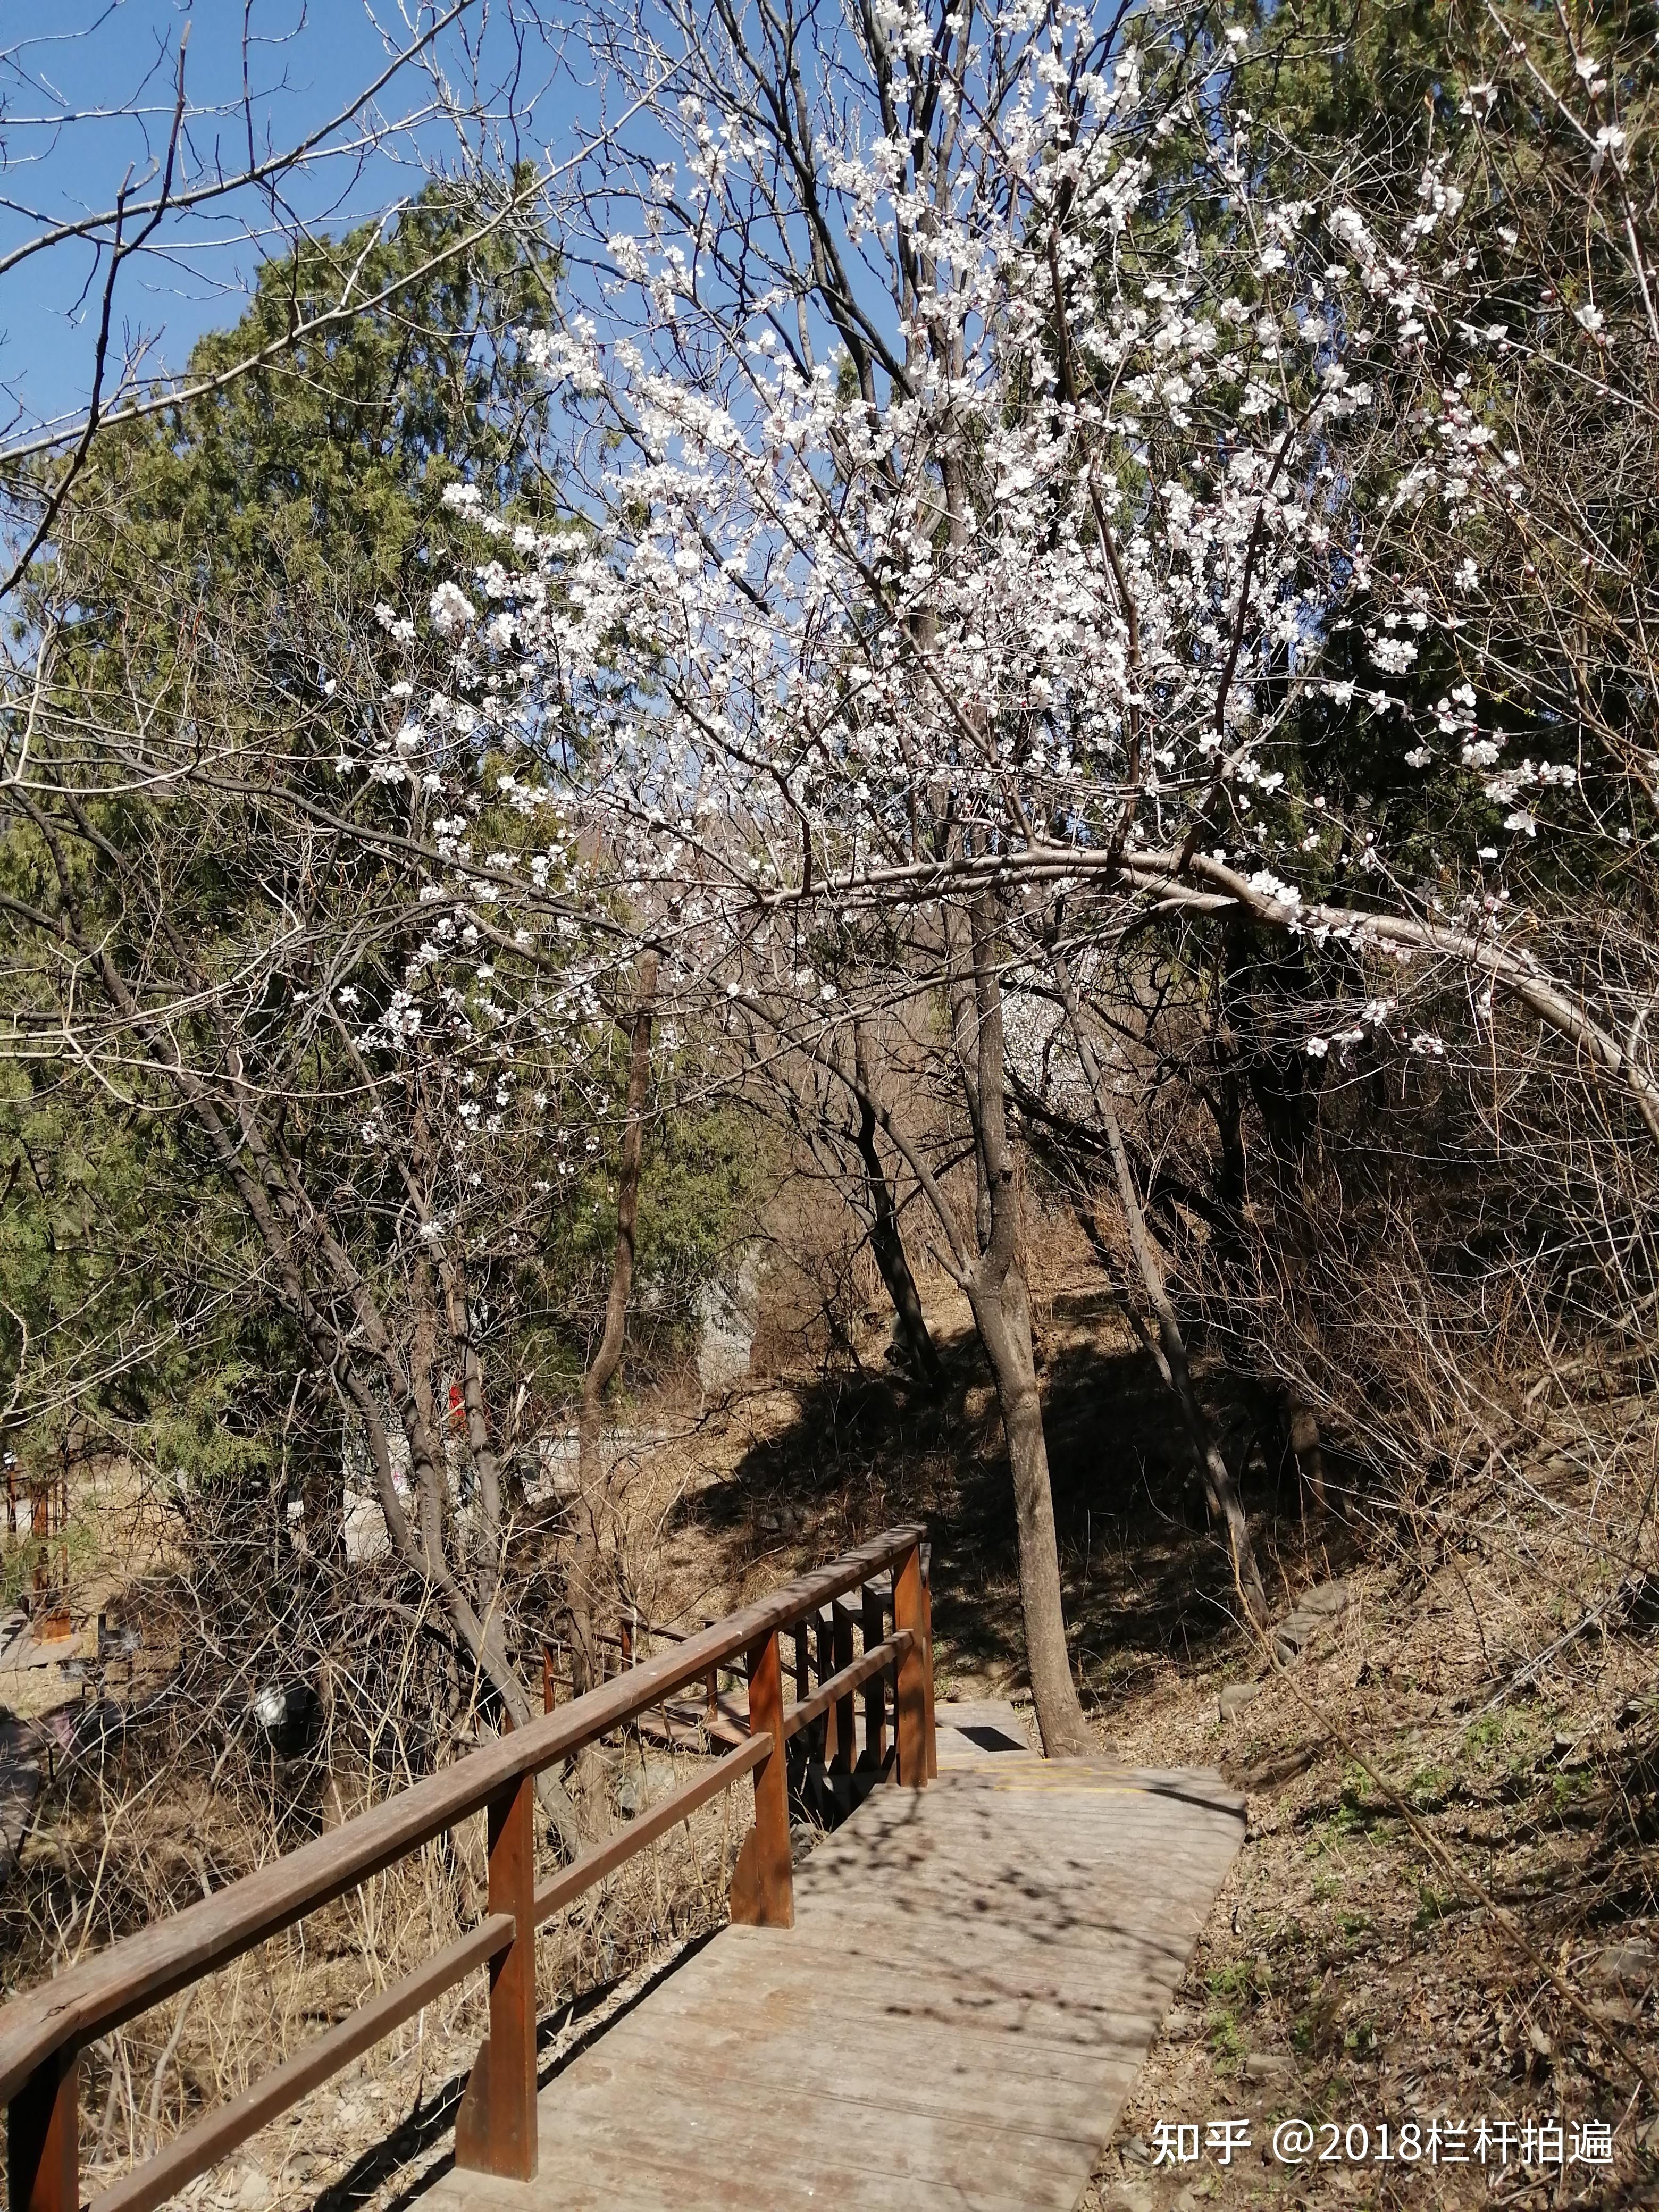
[531,1735,771,1928]
[1,1524,932,2212]
[88,1915,517,2212]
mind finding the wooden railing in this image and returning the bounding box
[0,1526,933,2212]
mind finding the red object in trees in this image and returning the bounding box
[448,1383,465,1428]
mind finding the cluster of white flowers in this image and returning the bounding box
[347,0,1634,1118]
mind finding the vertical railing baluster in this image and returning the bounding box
[831,1600,856,1774]
[454,1766,538,2181]
[8,2046,77,2212]
[861,1584,886,1769]
[892,1541,932,1787]
[815,1609,836,1766]
[728,1630,793,1926]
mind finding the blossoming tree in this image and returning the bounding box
[383,0,1659,1746]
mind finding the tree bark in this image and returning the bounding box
[852,1027,942,1389]
[965,1258,1090,1753]
[814,903,1092,1753]
[569,951,658,1699]
[296,1365,346,1566]
[957,901,1093,1757]
[1287,1396,1327,1513]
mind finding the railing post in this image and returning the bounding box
[9,2047,76,2212]
[892,1541,933,1788]
[454,1769,538,2181]
[921,1543,937,1780]
[728,1630,793,1928]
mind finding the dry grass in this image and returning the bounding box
[1076,1424,1658,2209]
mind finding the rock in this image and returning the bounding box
[236,2172,270,2210]
[1219,1682,1261,1721]
[1161,2006,1199,2039]
[696,1249,763,1389]
[1243,2051,1294,2084]
[1592,1939,1656,1989]
[1273,1581,1355,1661]
[1273,1614,1311,1661]
[1119,2135,1152,2164]
[617,1756,682,1819]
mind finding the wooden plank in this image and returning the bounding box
[560,1975,1141,2100]
[831,1602,856,1775]
[441,2016,1113,2203]
[432,2121,1045,2212]
[814,1612,836,1765]
[526,2068,1102,2185]
[627,1942,1184,2066]
[860,1586,886,1767]
[421,1755,1245,2212]
[890,1543,928,1784]
[7,2047,75,2212]
[781,1631,909,1742]
[919,1555,936,1779]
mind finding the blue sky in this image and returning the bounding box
[0,1,571,439]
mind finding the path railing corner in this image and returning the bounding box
[3,1524,933,2212]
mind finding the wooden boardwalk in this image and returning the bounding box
[425,1708,1244,2212]
[0,1539,1241,2212]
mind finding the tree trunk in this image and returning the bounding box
[966,1261,1092,1755]
[297,1366,345,1566]
[852,1029,942,1390]
[1288,1396,1327,1514]
[957,898,1092,1756]
[570,951,658,1699]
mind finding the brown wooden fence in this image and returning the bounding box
[1,1526,933,2212]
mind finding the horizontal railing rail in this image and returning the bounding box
[1,1524,932,2212]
